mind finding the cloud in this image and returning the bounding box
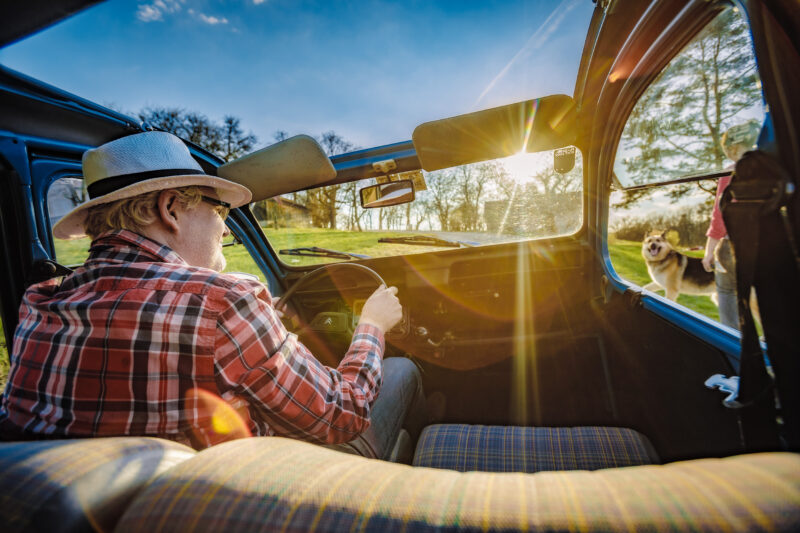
[253,0,267,4]
[186,8,229,25]
[136,5,162,22]
[197,13,229,25]
[136,0,185,22]
[137,2,228,26]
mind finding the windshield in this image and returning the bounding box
[0,0,593,151]
[258,147,584,266]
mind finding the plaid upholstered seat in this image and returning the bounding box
[115,437,800,532]
[412,424,659,472]
[0,437,195,533]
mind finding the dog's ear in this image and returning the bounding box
[660,229,667,238]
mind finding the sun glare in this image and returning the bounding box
[502,150,550,184]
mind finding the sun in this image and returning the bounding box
[501,150,549,184]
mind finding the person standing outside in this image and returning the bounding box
[702,120,761,328]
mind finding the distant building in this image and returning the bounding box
[254,196,312,228]
[484,191,582,237]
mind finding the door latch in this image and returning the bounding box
[705,373,739,407]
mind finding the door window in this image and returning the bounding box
[608,6,764,329]
[47,176,91,265]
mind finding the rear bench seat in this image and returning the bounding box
[2,433,799,532]
[115,437,800,532]
[412,424,659,472]
[0,437,195,533]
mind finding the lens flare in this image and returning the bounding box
[499,99,540,184]
[185,388,252,446]
[522,99,538,150]
[511,243,540,424]
[497,181,519,234]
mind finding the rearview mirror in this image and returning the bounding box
[554,146,576,174]
[412,94,576,171]
[360,180,415,208]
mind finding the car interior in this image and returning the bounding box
[1,0,799,531]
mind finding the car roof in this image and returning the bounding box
[0,0,103,48]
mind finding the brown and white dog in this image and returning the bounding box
[641,231,717,303]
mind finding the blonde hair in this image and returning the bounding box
[720,120,760,161]
[83,186,204,240]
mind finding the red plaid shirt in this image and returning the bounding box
[0,230,384,449]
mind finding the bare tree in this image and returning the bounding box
[308,131,356,229]
[454,163,498,231]
[220,116,257,162]
[529,166,581,195]
[615,9,760,208]
[138,107,257,163]
[424,170,458,230]
[64,181,86,207]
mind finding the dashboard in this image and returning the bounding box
[284,243,588,371]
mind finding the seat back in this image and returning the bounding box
[0,437,195,533]
[116,437,800,532]
[413,424,659,472]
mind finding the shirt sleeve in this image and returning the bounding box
[212,282,384,445]
[706,175,732,240]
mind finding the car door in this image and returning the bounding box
[581,0,800,459]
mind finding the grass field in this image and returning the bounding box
[607,237,719,321]
[0,234,720,390]
[50,228,463,271]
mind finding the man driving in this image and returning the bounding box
[0,132,425,459]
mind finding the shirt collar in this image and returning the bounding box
[89,229,187,265]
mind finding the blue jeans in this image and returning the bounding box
[330,357,427,461]
[716,238,739,329]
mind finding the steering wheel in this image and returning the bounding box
[274,263,386,367]
[275,262,385,313]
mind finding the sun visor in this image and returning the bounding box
[412,95,577,172]
[217,135,336,202]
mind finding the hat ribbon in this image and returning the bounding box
[87,168,205,199]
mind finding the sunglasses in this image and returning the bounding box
[200,195,231,220]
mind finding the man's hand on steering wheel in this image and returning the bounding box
[274,263,395,336]
[358,284,402,334]
[273,305,302,330]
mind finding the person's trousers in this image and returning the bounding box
[715,238,739,329]
[327,357,427,461]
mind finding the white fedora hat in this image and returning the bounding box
[53,131,253,239]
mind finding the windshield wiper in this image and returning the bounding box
[222,235,242,248]
[378,235,475,247]
[279,247,370,260]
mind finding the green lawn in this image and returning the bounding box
[53,236,93,266]
[50,228,453,273]
[1,234,721,390]
[259,227,467,267]
[607,238,719,322]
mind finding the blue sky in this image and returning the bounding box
[1,0,594,150]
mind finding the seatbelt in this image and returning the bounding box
[30,259,74,284]
[719,150,789,452]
